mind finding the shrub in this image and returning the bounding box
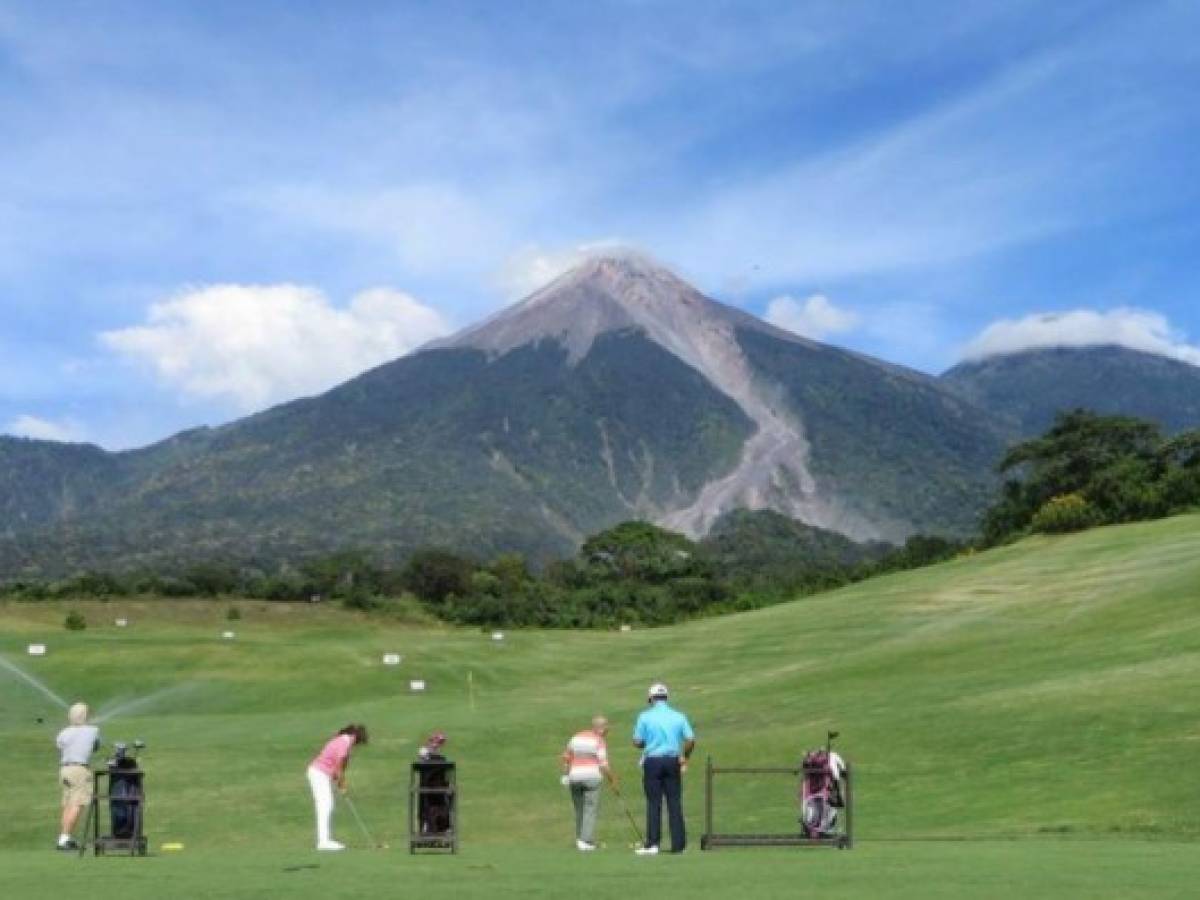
[226,605,242,621]
[341,590,380,612]
[1031,493,1103,534]
[64,610,87,631]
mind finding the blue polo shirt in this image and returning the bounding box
[633,701,694,758]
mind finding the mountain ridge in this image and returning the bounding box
[943,345,1200,436]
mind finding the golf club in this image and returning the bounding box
[342,792,388,849]
[610,783,644,848]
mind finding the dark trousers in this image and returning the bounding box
[642,756,685,852]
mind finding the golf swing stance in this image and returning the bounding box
[633,683,695,855]
[306,724,368,851]
[561,715,617,851]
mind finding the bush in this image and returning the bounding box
[226,605,242,621]
[341,590,380,612]
[64,610,87,631]
[1031,494,1103,534]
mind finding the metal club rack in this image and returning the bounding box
[700,756,853,850]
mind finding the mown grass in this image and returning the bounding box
[3,842,1200,900]
[2,514,1199,897]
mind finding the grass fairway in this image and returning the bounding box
[3,514,1200,897]
[2,843,1199,900]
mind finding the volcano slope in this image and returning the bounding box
[2,514,1199,897]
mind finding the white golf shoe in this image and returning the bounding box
[576,840,597,851]
[634,845,659,856]
[317,840,345,851]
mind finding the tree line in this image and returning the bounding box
[0,520,960,628]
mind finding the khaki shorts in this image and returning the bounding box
[60,765,93,807]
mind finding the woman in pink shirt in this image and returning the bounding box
[306,724,368,850]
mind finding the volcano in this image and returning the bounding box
[1,254,1008,574]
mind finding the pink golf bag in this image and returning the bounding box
[800,732,848,839]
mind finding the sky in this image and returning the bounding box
[2,0,1198,449]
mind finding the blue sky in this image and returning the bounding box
[2,0,1198,449]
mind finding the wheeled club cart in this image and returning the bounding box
[409,760,457,853]
[79,759,148,857]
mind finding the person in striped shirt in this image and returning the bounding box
[561,715,617,850]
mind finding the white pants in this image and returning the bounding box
[307,765,335,846]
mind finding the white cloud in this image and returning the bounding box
[4,414,83,442]
[101,284,452,411]
[764,293,861,340]
[961,307,1200,365]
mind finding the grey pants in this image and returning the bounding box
[570,780,602,843]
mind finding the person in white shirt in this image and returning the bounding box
[55,702,100,851]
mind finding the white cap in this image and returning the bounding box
[648,683,669,700]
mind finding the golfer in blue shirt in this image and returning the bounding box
[633,683,695,854]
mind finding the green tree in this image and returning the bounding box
[487,553,531,595]
[580,521,698,583]
[401,548,476,605]
[982,410,1165,542]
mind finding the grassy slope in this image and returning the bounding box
[2,514,1199,896]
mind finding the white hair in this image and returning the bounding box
[67,702,89,726]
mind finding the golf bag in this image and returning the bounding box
[799,748,846,838]
[418,761,451,834]
[108,757,144,840]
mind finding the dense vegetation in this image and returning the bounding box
[980,409,1200,543]
[6,410,1196,627]
[0,512,966,627]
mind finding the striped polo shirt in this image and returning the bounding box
[564,730,608,784]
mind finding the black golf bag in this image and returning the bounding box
[409,760,457,853]
[108,757,144,839]
[417,757,451,834]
